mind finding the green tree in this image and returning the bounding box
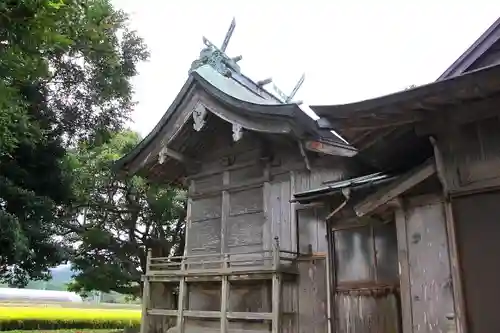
[0,0,148,286]
[66,130,186,297]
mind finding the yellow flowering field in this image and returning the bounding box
[0,305,141,330]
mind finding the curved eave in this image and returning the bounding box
[313,63,500,125]
[114,68,356,178]
[113,76,197,176]
[191,71,352,147]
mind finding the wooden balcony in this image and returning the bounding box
[141,237,297,333]
[146,247,299,282]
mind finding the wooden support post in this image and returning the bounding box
[325,223,335,333]
[263,163,272,266]
[395,203,413,333]
[176,262,186,333]
[140,249,152,333]
[430,136,466,333]
[221,171,230,256]
[220,254,229,333]
[272,237,281,333]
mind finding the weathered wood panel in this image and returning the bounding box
[269,174,294,252]
[441,116,500,193]
[374,222,399,283]
[149,282,176,333]
[453,191,500,333]
[187,218,221,254]
[187,283,221,311]
[229,281,271,312]
[230,164,263,184]
[298,259,328,333]
[405,199,454,333]
[282,279,298,333]
[335,293,400,333]
[293,168,344,255]
[227,213,264,248]
[194,174,223,193]
[334,227,374,282]
[332,222,400,333]
[191,196,222,221]
[395,207,413,333]
[230,187,263,215]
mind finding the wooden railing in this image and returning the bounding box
[141,237,298,333]
[146,237,300,277]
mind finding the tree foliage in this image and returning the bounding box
[66,130,186,296]
[0,0,148,286]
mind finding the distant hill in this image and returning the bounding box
[26,264,73,291]
[0,264,138,303]
[0,265,73,290]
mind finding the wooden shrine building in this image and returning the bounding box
[115,17,500,333]
[115,20,358,333]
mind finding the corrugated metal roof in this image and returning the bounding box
[292,172,398,204]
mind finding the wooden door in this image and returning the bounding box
[332,220,401,333]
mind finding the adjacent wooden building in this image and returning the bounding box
[115,17,500,333]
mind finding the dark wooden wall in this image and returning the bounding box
[437,104,500,333]
[453,191,500,333]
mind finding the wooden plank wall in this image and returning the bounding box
[296,258,328,333]
[181,127,350,333]
[335,293,400,333]
[398,197,455,333]
[440,116,500,193]
[294,168,343,255]
[292,167,345,333]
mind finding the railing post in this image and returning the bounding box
[272,236,281,270]
[272,237,281,333]
[140,249,152,333]
[177,261,186,333]
[446,313,457,333]
[221,254,229,333]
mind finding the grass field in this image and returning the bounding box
[0,304,141,331]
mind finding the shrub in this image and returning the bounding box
[0,306,141,331]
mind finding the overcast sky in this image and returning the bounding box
[111,1,500,137]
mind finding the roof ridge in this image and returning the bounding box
[188,18,303,104]
[437,16,500,80]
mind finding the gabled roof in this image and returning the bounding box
[114,43,356,181]
[438,17,500,80]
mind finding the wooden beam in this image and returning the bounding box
[394,202,413,333]
[176,263,186,333]
[430,137,467,333]
[354,158,436,217]
[415,94,500,136]
[304,140,357,157]
[140,250,152,333]
[158,146,196,165]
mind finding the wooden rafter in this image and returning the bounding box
[354,158,437,217]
